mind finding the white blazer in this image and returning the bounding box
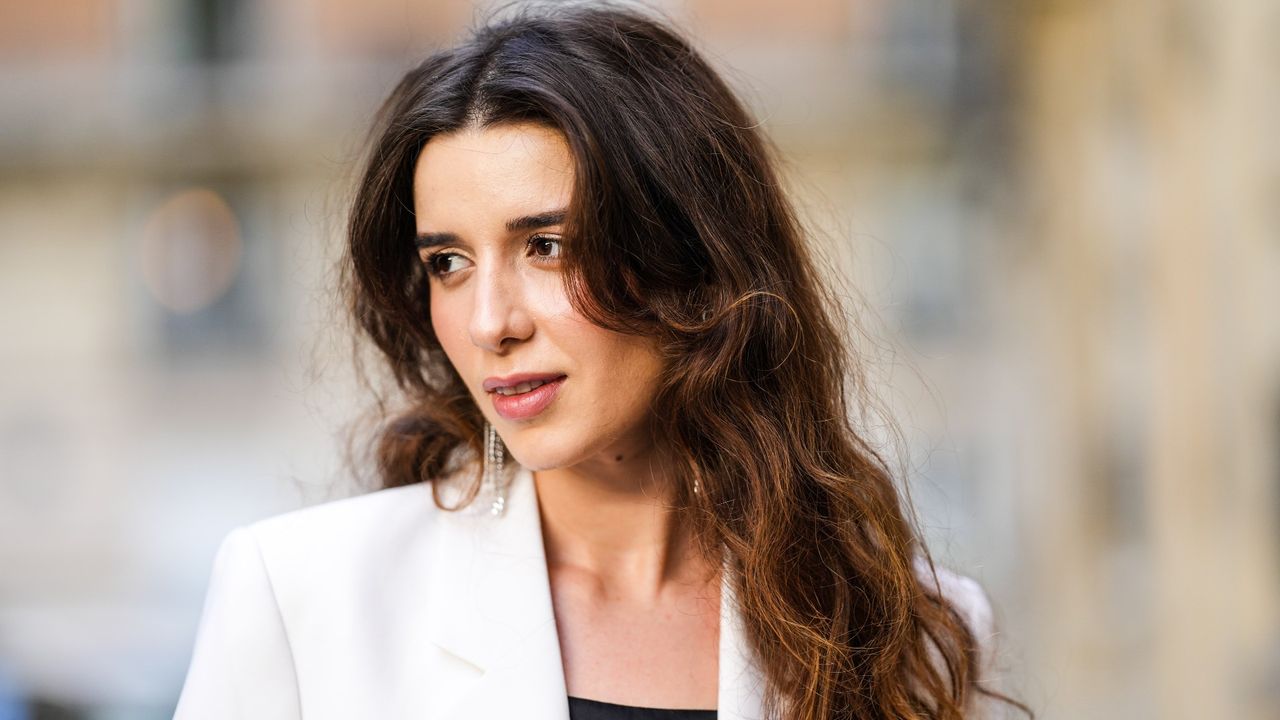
[173,463,1001,719]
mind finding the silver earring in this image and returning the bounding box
[483,421,507,516]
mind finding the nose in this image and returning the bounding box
[468,258,534,353]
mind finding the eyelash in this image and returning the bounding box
[422,235,562,280]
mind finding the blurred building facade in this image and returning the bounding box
[0,1,1276,718]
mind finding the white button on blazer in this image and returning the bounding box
[173,463,1001,719]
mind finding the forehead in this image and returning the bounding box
[412,123,574,228]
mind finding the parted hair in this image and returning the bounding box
[342,3,1031,718]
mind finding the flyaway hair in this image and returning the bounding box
[342,3,1032,718]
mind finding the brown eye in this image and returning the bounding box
[424,252,470,278]
[529,236,562,259]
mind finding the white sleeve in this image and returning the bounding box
[173,526,302,720]
[944,574,1009,719]
[915,558,1011,719]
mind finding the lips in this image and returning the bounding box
[488,375,566,421]
[483,372,566,392]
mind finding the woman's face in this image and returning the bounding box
[413,122,665,472]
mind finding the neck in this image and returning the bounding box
[532,444,714,601]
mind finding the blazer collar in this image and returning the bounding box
[424,463,767,719]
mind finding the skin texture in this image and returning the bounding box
[413,122,720,708]
[414,122,661,476]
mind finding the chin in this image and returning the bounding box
[499,420,614,471]
[498,427,582,471]
[503,446,574,472]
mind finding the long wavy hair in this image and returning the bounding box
[343,3,1030,718]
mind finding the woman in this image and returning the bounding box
[175,3,1030,719]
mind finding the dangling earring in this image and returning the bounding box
[482,421,507,516]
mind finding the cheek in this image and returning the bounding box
[596,342,664,439]
[530,273,577,321]
[569,327,665,410]
[429,294,468,369]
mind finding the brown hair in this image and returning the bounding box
[343,2,1031,718]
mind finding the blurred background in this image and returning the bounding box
[1,0,1277,718]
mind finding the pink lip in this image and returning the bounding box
[483,372,566,392]
[490,376,566,421]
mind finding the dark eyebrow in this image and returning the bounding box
[414,231,460,249]
[414,208,567,249]
[506,209,566,232]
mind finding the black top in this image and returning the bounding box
[567,695,717,720]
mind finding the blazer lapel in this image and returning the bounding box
[424,463,767,720]
[425,463,570,720]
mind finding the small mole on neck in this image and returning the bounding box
[614,454,624,462]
